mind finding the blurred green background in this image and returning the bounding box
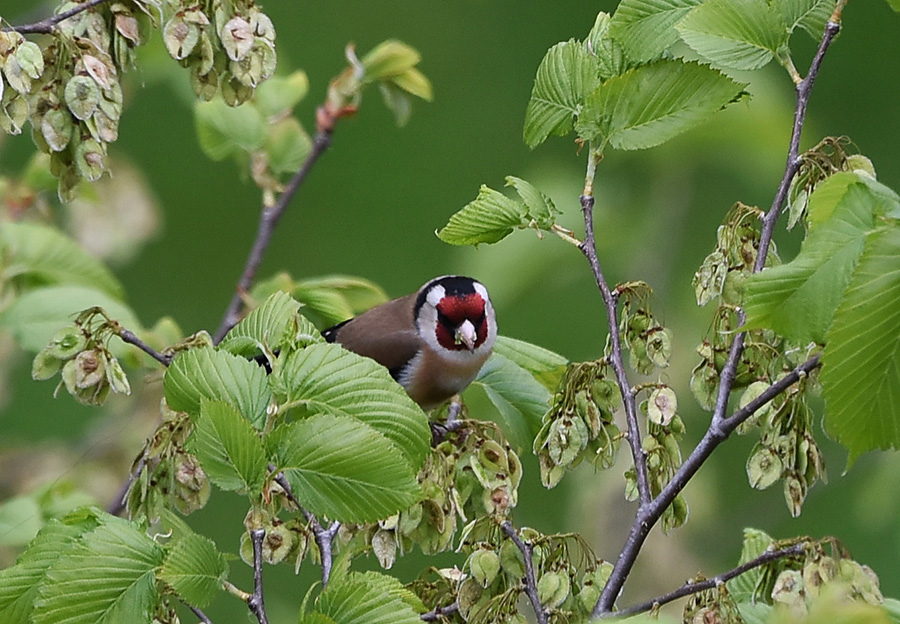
[2,1,900,621]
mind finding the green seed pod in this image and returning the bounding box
[65,75,101,121]
[371,527,397,570]
[468,547,501,588]
[746,443,783,490]
[537,570,570,609]
[105,354,131,395]
[163,15,200,60]
[783,472,807,518]
[41,108,73,152]
[32,348,62,381]
[456,577,483,621]
[646,327,672,369]
[647,386,677,426]
[499,538,525,578]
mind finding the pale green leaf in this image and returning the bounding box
[275,343,430,470]
[219,290,301,358]
[253,71,309,117]
[608,0,703,62]
[473,353,552,449]
[271,413,421,523]
[158,532,227,607]
[585,12,634,80]
[743,178,880,344]
[886,0,900,13]
[195,97,265,161]
[822,226,900,463]
[186,399,268,493]
[264,117,312,174]
[164,347,272,428]
[316,571,423,624]
[505,175,559,230]
[727,527,774,601]
[0,285,141,352]
[492,335,568,392]
[0,222,123,299]
[576,60,746,150]
[0,496,42,546]
[362,40,421,80]
[523,40,601,148]
[292,274,389,327]
[676,0,787,70]
[779,0,835,39]
[437,185,528,246]
[34,513,164,624]
[0,515,99,624]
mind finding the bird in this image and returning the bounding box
[322,275,497,409]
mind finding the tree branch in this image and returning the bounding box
[578,194,652,507]
[187,603,215,624]
[247,528,270,624]
[501,520,548,624]
[105,447,148,516]
[613,542,808,618]
[117,327,173,367]
[272,467,341,587]
[421,600,459,622]
[4,0,111,34]
[213,125,334,343]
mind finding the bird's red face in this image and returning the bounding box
[435,293,489,352]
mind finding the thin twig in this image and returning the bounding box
[614,543,808,618]
[501,520,548,624]
[213,128,334,343]
[592,13,841,616]
[431,397,465,445]
[5,0,111,34]
[421,600,460,621]
[579,194,651,507]
[187,603,215,624]
[105,447,148,516]
[117,327,172,367]
[272,467,341,587]
[248,528,270,624]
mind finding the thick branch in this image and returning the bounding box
[5,0,111,34]
[579,194,651,507]
[614,543,808,618]
[248,528,270,624]
[501,520,548,624]
[213,128,334,343]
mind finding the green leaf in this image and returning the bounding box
[186,399,268,493]
[576,60,746,150]
[822,226,900,463]
[0,514,99,624]
[886,0,900,13]
[34,512,165,624]
[275,343,430,470]
[292,274,389,327]
[362,40,422,80]
[523,40,601,148]
[316,571,423,624]
[219,290,301,358]
[270,413,421,523]
[158,532,227,608]
[727,527,774,601]
[493,335,568,392]
[608,0,703,62]
[164,347,272,429]
[437,185,528,246]
[506,176,559,230]
[253,70,309,117]
[779,0,835,39]
[195,96,266,161]
[0,222,123,299]
[585,12,635,80]
[472,353,552,450]
[676,0,788,70]
[0,285,141,352]
[743,176,881,344]
[264,117,312,175]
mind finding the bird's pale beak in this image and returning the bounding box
[455,320,477,351]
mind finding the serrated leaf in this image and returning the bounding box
[727,527,774,601]
[164,347,272,428]
[608,0,703,62]
[33,513,165,624]
[585,12,635,79]
[195,97,265,161]
[473,353,551,449]
[219,290,301,358]
[822,226,900,464]
[187,399,268,493]
[292,275,389,327]
[743,177,881,344]
[492,335,568,392]
[676,0,787,70]
[437,185,529,246]
[0,222,123,299]
[523,40,602,148]
[0,285,140,352]
[316,571,423,624]
[576,59,745,150]
[0,515,99,624]
[271,413,421,523]
[158,532,227,607]
[779,0,835,39]
[506,175,559,229]
[275,343,430,470]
